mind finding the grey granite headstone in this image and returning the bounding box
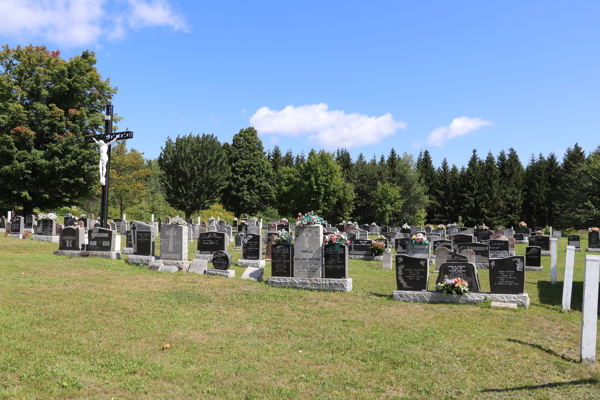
[87,227,116,252]
[488,240,509,259]
[435,246,450,266]
[382,252,393,270]
[459,249,476,265]
[160,225,188,261]
[59,226,84,251]
[10,216,24,234]
[293,224,323,278]
[39,219,56,236]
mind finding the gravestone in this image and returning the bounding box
[265,232,279,260]
[447,226,459,236]
[396,255,429,291]
[395,237,411,254]
[516,227,531,236]
[382,252,393,270]
[235,233,243,247]
[407,241,430,259]
[10,216,24,235]
[425,226,432,233]
[248,225,260,235]
[197,232,227,254]
[503,228,514,238]
[525,246,542,269]
[529,236,550,252]
[448,251,469,262]
[25,214,36,231]
[456,243,489,266]
[514,233,525,241]
[435,246,450,266]
[160,225,188,261]
[39,219,56,236]
[588,231,600,251]
[437,262,480,292]
[64,215,75,227]
[489,256,525,294]
[369,224,379,234]
[217,225,233,242]
[58,226,84,251]
[384,231,398,242]
[410,226,423,235]
[426,234,440,244]
[242,233,261,260]
[119,219,128,234]
[0,216,5,231]
[451,234,474,247]
[350,239,373,256]
[277,223,289,232]
[293,224,323,279]
[381,225,389,233]
[459,249,476,265]
[489,240,509,259]
[324,243,349,279]
[212,251,231,270]
[357,229,369,239]
[271,243,294,277]
[552,230,562,238]
[87,227,116,252]
[568,235,581,250]
[433,240,452,252]
[132,221,155,256]
[433,229,446,240]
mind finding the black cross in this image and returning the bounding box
[85,103,134,229]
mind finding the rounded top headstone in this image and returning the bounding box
[212,250,230,270]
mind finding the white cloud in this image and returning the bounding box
[426,116,492,147]
[0,0,189,47]
[250,103,407,150]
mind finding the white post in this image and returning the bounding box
[197,217,201,225]
[7,211,11,220]
[551,238,558,285]
[580,255,600,364]
[549,226,553,236]
[562,245,576,310]
[123,214,126,220]
[151,214,154,222]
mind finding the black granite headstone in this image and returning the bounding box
[64,216,75,227]
[59,226,82,250]
[528,236,550,251]
[87,227,115,252]
[25,214,35,230]
[568,235,581,249]
[489,256,525,294]
[456,243,490,264]
[277,224,289,232]
[132,221,154,256]
[514,233,525,241]
[433,240,452,251]
[271,243,294,277]
[396,255,428,291]
[351,239,373,255]
[437,262,480,293]
[242,233,261,260]
[488,240,509,259]
[39,219,55,236]
[395,237,411,254]
[589,231,600,249]
[447,252,469,262]
[525,246,541,267]
[515,227,530,236]
[211,250,230,270]
[0,217,4,229]
[11,216,23,234]
[451,234,474,246]
[324,243,348,279]
[235,233,243,247]
[197,232,226,254]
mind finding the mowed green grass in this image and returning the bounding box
[0,235,599,399]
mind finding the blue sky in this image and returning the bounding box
[1,1,598,167]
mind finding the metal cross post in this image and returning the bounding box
[85,103,134,229]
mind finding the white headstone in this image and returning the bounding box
[293,225,324,278]
[7,211,11,220]
[562,245,576,311]
[382,252,393,270]
[550,238,557,284]
[151,214,154,222]
[241,267,264,282]
[580,255,600,364]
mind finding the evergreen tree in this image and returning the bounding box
[449,164,462,223]
[221,127,274,217]
[461,150,486,226]
[582,145,600,227]
[335,148,354,183]
[481,151,500,226]
[556,144,587,228]
[522,154,549,227]
[389,153,428,225]
[431,158,453,223]
[352,153,378,223]
[281,149,294,168]
[545,153,561,226]
[416,149,436,222]
[497,148,524,227]
[295,151,306,166]
[387,148,399,181]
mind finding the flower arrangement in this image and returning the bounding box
[478,224,488,230]
[38,213,57,221]
[519,221,527,227]
[240,220,249,225]
[402,223,410,229]
[438,224,445,229]
[371,222,377,226]
[411,233,428,245]
[275,230,293,244]
[169,216,187,226]
[297,212,324,226]
[371,241,385,256]
[64,213,73,218]
[589,227,599,232]
[324,232,351,246]
[436,276,469,295]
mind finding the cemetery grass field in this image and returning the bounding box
[0,236,599,400]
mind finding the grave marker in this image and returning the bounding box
[396,255,429,291]
[59,226,84,251]
[160,225,188,261]
[324,243,349,279]
[489,256,525,294]
[437,262,480,292]
[271,243,294,277]
[293,225,323,278]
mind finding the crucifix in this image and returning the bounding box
[85,103,134,229]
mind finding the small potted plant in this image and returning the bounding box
[436,276,469,296]
[169,216,187,226]
[371,241,385,256]
[323,232,351,252]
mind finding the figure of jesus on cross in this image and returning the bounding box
[92,137,118,186]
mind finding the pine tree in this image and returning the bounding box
[497,148,524,227]
[417,150,436,223]
[335,148,354,183]
[282,150,294,168]
[481,151,500,226]
[352,153,378,223]
[431,158,453,223]
[522,154,549,227]
[545,153,561,226]
[461,150,486,226]
[556,143,587,228]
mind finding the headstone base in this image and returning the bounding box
[24,228,34,233]
[573,248,582,252]
[241,267,264,281]
[236,259,265,268]
[516,240,528,244]
[392,290,530,309]
[268,277,352,292]
[189,259,208,274]
[195,253,215,261]
[0,228,5,233]
[127,255,155,265]
[525,265,544,271]
[7,234,24,239]
[161,260,191,272]
[123,247,134,254]
[541,250,551,256]
[586,248,600,253]
[206,268,235,278]
[348,255,383,261]
[53,250,120,259]
[32,235,59,243]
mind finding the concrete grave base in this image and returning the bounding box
[32,235,59,243]
[7,234,24,239]
[349,255,383,261]
[241,267,264,282]
[127,255,155,265]
[268,277,352,292]
[53,250,120,259]
[541,250,551,256]
[195,253,215,261]
[0,228,5,233]
[516,240,528,244]
[24,229,34,233]
[392,290,530,309]
[525,265,544,271]
[123,247,134,254]
[189,259,208,274]
[586,248,600,253]
[161,260,191,272]
[206,268,235,278]
[236,259,265,268]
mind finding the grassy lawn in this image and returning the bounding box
[0,235,599,399]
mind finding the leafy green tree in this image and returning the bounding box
[222,127,274,217]
[0,45,117,216]
[109,142,151,217]
[142,159,178,220]
[274,166,300,218]
[372,182,404,225]
[389,153,428,225]
[159,133,230,219]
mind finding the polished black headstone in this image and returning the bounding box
[433,240,452,251]
[488,240,509,259]
[437,262,480,293]
[489,256,525,294]
[528,236,550,251]
[515,227,530,235]
[197,232,227,254]
[451,234,474,246]
[242,233,261,260]
[271,243,294,277]
[525,246,541,267]
[235,233,243,247]
[514,233,525,241]
[11,216,23,234]
[132,221,154,256]
[59,226,83,250]
[351,239,372,255]
[25,214,35,229]
[87,227,115,252]
[395,255,428,291]
[589,231,600,248]
[456,243,490,264]
[212,250,230,270]
[324,243,348,279]
[568,235,581,249]
[39,219,55,236]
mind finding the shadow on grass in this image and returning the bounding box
[507,339,578,363]
[368,292,394,300]
[536,281,585,311]
[481,378,597,393]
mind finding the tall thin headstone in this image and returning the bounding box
[580,255,600,364]
[562,245,576,311]
[550,237,557,284]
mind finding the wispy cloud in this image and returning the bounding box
[250,103,407,150]
[0,0,189,47]
[426,116,492,147]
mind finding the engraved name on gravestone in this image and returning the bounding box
[456,243,489,264]
[395,237,411,254]
[351,239,373,255]
[529,235,550,251]
[396,255,429,291]
[437,263,480,292]
[568,235,581,249]
[160,225,187,261]
[242,233,261,260]
[271,243,294,277]
[526,246,541,268]
[324,243,348,279]
[488,240,509,259]
[293,225,323,279]
[489,256,525,294]
[87,227,115,252]
[59,226,84,250]
[197,232,227,254]
[132,221,154,256]
[212,251,231,270]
